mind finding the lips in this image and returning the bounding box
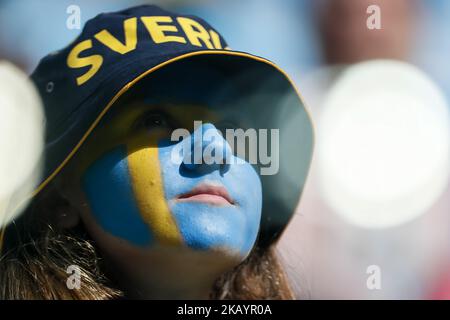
[176,183,235,206]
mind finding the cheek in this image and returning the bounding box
[158,143,262,257]
[81,138,183,247]
[226,163,262,254]
[81,146,154,246]
[126,135,182,246]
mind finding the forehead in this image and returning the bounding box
[102,100,220,131]
[67,98,242,180]
[81,100,224,149]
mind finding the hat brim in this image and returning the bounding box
[36,50,315,247]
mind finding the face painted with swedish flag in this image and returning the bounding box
[24,4,312,299]
[72,100,262,260]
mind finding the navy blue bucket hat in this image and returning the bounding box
[27,5,314,247]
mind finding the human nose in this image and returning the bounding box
[182,123,231,174]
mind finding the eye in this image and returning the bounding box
[144,113,168,128]
[135,111,177,131]
[215,119,240,133]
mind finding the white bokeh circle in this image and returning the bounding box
[0,61,44,227]
[317,60,450,228]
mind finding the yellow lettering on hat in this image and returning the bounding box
[94,17,138,54]
[209,29,223,49]
[141,16,186,44]
[177,17,214,49]
[67,39,103,86]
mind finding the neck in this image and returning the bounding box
[133,269,219,299]
[110,246,240,300]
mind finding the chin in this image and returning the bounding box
[170,202,259,256]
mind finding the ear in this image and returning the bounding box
[50,173,82,230]
[54,198,80,229]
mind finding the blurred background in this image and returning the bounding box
[1,0,449,299]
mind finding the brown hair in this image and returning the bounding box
[0,183,294,300]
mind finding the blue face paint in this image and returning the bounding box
[158,123,262,256]
[80,104,262,258]
[82,145,154,246]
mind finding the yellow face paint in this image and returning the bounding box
[73,101,219,247]
[126,129,182,246]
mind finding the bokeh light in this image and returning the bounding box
[317,60,449,228]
